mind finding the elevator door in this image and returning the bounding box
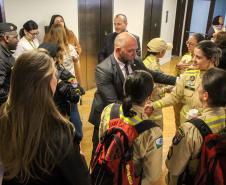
[0,0,5,23]
[142,0,163,59]
[78,0,113,91]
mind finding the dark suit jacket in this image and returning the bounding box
[98,32,141,63]
[89,54,177,126]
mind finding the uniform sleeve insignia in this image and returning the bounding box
[155,135,163,149]
[190,76,195,81]
[167,146,173,160]
[172,127,185,145]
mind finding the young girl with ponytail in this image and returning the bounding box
[99,70,163,185]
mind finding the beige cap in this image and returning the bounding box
[147,38,173,53]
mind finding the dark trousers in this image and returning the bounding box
[91,126,99,165]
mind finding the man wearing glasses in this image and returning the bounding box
[0,22,19,106]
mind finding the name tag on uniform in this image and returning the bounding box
[185,85,195,91]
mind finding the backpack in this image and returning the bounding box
[91,103,159,185]
[185,118,226,185]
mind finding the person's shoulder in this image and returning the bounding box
[149,124,163,136]
[102,103,114,115]
[108,32,116,36]
[129,32,139,39]
[104,32,115,39]
[140,122,162,144]
[67,29,76,36]
[134,56,142,62]
[103,32,116,42]
[183,52,191,57]
[97,54,114,69]
[180,119,206,137]
[133,56,143,67]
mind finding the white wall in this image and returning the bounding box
[160,0,177,65]
[4,0,177,65]
[114,0,145,52]
[3,0,79,43]
[114,0,177,65]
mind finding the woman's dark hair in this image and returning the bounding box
[212,15,222,25]
[19,20,38,38]
[202,67,226,107]
[47,14,67,33]
[196,40,222,66]
[215,32,226,49]
[192,33,205,43]
[143,51,158,60]
[122,70,154,117]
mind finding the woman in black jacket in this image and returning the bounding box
[0,49,90,185]
[38,42,85,117]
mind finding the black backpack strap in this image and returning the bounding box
[135,120,159,135]
[110,103,121,120]
[186,118,213,139]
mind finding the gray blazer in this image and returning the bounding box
[89,54,177,126]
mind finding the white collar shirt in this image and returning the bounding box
[114,53,133,78]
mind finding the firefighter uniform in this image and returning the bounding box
[174,52,194,77]
[152,68,205,125]
[99,103,163,185]
[165,107,226,185]
[173,53,194,130]
[143,55,169,129]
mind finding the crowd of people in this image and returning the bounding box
[0,13,225,185]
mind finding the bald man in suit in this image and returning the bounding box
[89,32,177,161]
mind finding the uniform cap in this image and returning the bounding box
[38,42,61,58]
[147,38,173,53]
[0,23,17,33]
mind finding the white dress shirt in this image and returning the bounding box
[114,53,133,78]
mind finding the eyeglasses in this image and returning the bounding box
[186,41,195,46]
[55,20,64,24]
[29,31,39,36]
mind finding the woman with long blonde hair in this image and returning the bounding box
[43,14,82,55]
[48,24,83,138]
[0,49,90,184]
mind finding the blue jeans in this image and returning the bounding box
[71,103,83,138]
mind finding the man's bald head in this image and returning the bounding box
[114,32,138,64]
[114,32,137,49]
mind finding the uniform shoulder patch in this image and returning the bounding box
[155,135,163,149]
[173,127,185,145]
